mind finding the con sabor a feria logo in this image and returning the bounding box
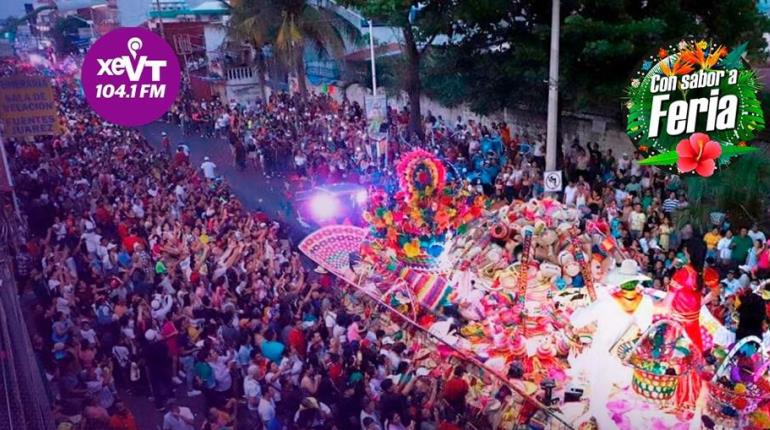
[626,40,765,177]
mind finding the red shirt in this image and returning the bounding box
[117,223,129,239]
[329,362,344,385]
[109,413,138,430]
[95,206,111,225]
[173,152,188,166]
[287,328,306,356]
[442,377,468,403]
[122,235,142,253]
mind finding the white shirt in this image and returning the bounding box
[721,278,741,298]
[81,231,102,254]
[200,161,217,179]
[174,184,186,200]
[749,230,766,244]
[534,142,545,157]
[564,185,577,206]
[615,189,628,207]
[163,412,195,430]
[81,328,97,344]
[244,376,261,411]
[113,345,130,368]
[361,410,382,430]
[132,203,144,219]
[211,356,232,392]
[258,397,276,424]
[717,237,733,260]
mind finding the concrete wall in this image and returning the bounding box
[318,82,634,152]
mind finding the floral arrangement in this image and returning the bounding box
[362,150,488,267]
[626,40,764,177]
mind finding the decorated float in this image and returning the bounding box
[300,149,770,429]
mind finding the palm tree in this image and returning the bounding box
[272,0,358,97]
[226,0,358,99]
[227,0,277,101]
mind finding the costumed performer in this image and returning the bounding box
[659,238,707,410]
[569,259,654,429]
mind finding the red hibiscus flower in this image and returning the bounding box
[676,132,722,177]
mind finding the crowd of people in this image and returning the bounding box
[5,65,490,430]
[5,54,770,430]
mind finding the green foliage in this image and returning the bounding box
[677,149,770,230]
[419,0,551,114]
[52,16,88,55]
[227,0,357,96]
[422,0,770,116]
[227,0,274,49]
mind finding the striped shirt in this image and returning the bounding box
[662,198,679,213]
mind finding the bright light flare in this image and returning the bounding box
[354,189,368,205]
[310,193,339,220]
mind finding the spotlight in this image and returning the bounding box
[354,189,368,205]
[310,193,338,220]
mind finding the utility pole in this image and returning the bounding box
[545,0,560,171]
[155,0,165,39]
[368,19,377,96]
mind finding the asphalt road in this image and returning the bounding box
[140,121,308,241]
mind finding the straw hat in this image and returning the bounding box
[314,266,328,274]
[538,262,562,280]
[604,259,650,285]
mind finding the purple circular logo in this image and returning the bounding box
[81,27,180,127]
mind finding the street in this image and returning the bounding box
[140,121,307,241]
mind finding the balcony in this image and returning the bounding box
[224,66,256,82]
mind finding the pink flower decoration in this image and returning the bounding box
[676,132,722,177]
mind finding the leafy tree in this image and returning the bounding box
[273,0,357,97]
[428,0,770,117]
[676,149,770,232]
[339,0,458,140]
[51,15,88,55]
[421,0,552,115]
[226,0,275,101]
[223,0,355,98]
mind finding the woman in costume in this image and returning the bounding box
[569,259,654,428]
[661,238,707,409]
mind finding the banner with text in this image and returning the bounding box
[0,75,59,139]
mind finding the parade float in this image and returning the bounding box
[300,149,770,429]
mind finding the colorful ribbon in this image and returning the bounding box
[518,229,533,336]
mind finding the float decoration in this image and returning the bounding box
[705,336,770,426]
[364,149,487,267]
[625,319,695,404]
[627,40,765,176]
[302,149,739,429]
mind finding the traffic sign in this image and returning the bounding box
[544,170,562,192]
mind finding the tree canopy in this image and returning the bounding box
[419,0,770,117]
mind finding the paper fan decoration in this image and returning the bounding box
[299,225,368,280]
